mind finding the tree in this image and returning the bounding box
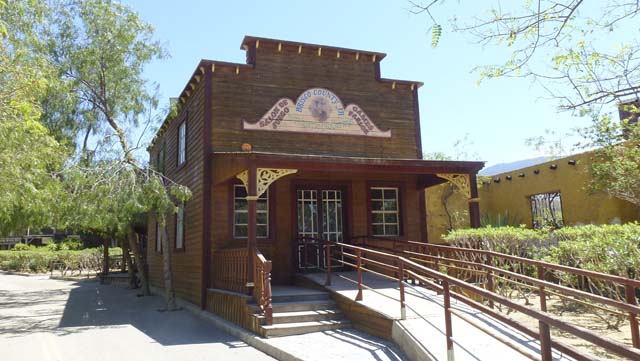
[412,1,639,110]
[4,0,187,310]
[0,0,66,235]
[412,1,640,209]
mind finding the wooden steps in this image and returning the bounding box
[252,286,350,338]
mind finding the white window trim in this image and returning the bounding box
[370,187,400,236]
[176,204,185,249]
[178,121,186,166]
[233,184,269,238]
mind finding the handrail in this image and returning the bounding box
[408,241,640,288]
[316,240,640,361]
[212,247,248,293]
[253,248,273,326]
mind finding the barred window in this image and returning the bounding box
[530,192,564,229]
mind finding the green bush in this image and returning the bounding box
[444,223,640,280]
[0,246,122,273]
[12,243,32,251]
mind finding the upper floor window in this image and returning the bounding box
[178,121,186,166]
[233,184,269,238]
[156,143,165,174]
[530,191,563,229]
[370,187,400,236]
[176,203,185,249]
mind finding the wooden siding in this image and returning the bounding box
[206,289,259,334]
[210,43,421,159]
[211,168,423,285]
[146,76,206,306]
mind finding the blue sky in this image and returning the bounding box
[123,0,589,166]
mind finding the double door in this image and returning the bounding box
[296,187,345,270]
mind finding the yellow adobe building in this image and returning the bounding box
[478,151,639,228]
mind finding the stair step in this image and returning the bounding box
[271,292,329,303]
[255,309,343,324]
[261,320,351,337]
[263,299,336,313]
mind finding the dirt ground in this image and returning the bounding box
[497,293,633,360]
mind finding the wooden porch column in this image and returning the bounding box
[102,238,109,276]
[246,164,257,293]
[468,174,481,228]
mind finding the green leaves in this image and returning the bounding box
[431,24,442,48]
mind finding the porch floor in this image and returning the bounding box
[302,271,575,361]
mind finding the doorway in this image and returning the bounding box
[295,186,346,270]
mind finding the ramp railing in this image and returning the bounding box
[309,239,640,361]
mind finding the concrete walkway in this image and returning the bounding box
[303,271,576,361]
[0,273,273,361]
[0,272,406,361]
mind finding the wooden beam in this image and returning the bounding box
[256,39,260,48]
[317,47,322,56]
[336,50,341,58]
[211,63,216,73]
[298,45,302,54]
[277,42,282,52]
[235,66,239,75]
[392,81,396,90]
[355,52,360,61]
[372,54,377,62]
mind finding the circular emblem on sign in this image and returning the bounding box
[309,96,332,122]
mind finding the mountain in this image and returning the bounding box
[479,157,550,176]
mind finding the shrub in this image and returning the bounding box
[58,238,84,251]
[0,247,122,273]
[444,225,551,258]
[12,243,32,251]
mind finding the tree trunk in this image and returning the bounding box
[122,237,136,289]
[127,228,150,296]
[160,216,177,310]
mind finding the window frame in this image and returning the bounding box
[155,221,162,253]
[177,120,187,168]
[230,182,274,241]
[366,182,405,238]
[156,142,166,175]
[529,190,564,229]
[175,203,185,251]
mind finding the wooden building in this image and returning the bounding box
[146,36,484,329]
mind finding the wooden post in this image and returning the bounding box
[356,249,363,301]
[538,265,547,312]
[443,281,454,361]
[324,239,331,286]
[625,284,640,348]
[468,174,481,228]
[486,254,494,309]
[399,261,406,320]
[539,321,552,361]
[246,165,257,295]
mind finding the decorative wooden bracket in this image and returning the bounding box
[236,168,298,198]
[436,173,472,200]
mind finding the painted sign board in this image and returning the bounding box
[243,88,391,138]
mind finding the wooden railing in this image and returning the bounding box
[212,248,248,293]
[253,249,273,325]
[350,236,640,351]
[309,239,640,361]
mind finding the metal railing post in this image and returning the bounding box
[356,249,363,301]
[625,284,640,348]
[539,320,552,361]
[443,280,454,361]
[538,265,547,312]
[399,260,406,320]
[325,239,332,286]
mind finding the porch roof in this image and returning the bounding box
[212,151,485,188]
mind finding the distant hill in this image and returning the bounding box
[479,156,550,176]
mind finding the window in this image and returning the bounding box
[370,187,400,236]
[233,184,268,238]
[530,191,564,229]
[176,203,185,249]
[177,121,186,166]
[156,143,165,174]
[155,221,162,253]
